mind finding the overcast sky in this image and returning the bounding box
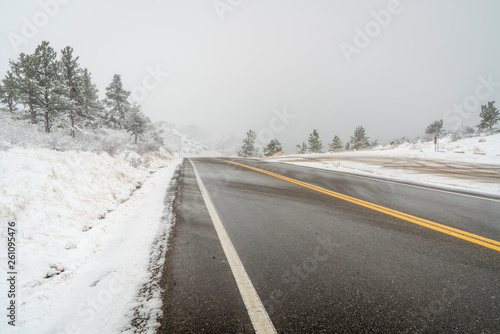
[1,0,500,152]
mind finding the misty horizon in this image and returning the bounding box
[2,0,500,153]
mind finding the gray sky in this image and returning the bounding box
[1,0,500,152]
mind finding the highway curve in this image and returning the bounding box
[159,158,500,333]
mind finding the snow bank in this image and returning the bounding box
[270,134,500,194]
[377,133,500,163]
[0,148,181,333]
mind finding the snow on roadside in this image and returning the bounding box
[283,159,500,195]
[0,148,181,333]
[376,132,500,163]
[270,134,500,195]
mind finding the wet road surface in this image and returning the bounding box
[160,158,500,333]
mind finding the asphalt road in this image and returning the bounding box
[160,158,500,333]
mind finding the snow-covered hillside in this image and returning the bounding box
[180,124,241,156]
[0,113,216,333]
[376,133,500,158]
[0,112,217,158]
[0,111,199,333]
[154,121,219,157]
[0,146,181,333]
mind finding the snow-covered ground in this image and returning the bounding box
[154,121,219,157]
[0,148,181,333]
[269,134,500,195]
[180,124,242,157]
[0,112,216,159]
[1,114,498,334]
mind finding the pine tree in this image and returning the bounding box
[80,69,104,128]
[328,135,343,152]
[263,139,283,157]
[297,142,308,154]
[0,84,4,111]
[425,119,444,135]
[308,129,323,153]
[10,41,64,133]
[33,41,66,133]
[10,53,39,123]
[0,72,17,113]
[60,46,84,138]
[350,126,369,150]
[104,74,130,129]
[478,101,499,130]
[238,130,257,157]
[124,103,149,144]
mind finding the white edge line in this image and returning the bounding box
[271,160,500,203]
[189,159,277,334]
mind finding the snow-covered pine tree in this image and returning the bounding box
[80,69,104,128]
[35,42,69,133]
[349,126,369,150]
[104,74,130,129]
[308,129,323,153]
[0,84,4,111]
[10,53,39,123]
[124,103,149,144]
[297,142,307,154]
[478,101,499,130]
[263,139,283,157]
[424,119,444,135]
[11,41,65,133]
[238,130,257,157]
[60,46,85,138]
[328,135,343,152]
[0,72,17,113]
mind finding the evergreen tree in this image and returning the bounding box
[478,101,499,130]
[104,74,130,128]
[328,135,343,152]
[297,142,308,154]
[0,71,17,113]
[238,130,257,157]
[308,129,323,153]
[10,41,65,133]
[263,139,283,157]
[124,103,149,144]
[0,84,4,110]
[350,126,369,150]
[425,119,444,135]
[80,69,104,128]
[10,53,39,123]
[60,46,84,138]
[33,41,67,133]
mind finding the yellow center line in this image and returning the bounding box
[225,160,500,252]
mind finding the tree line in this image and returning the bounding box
[425,101,499,136]
[240,100,500,158]
[238,126,371,157]
[0,41,150,144]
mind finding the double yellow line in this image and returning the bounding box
[226,160,500,252]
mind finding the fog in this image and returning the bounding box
[2,0,500,152]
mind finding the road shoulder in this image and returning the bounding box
[159,160,253,333]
